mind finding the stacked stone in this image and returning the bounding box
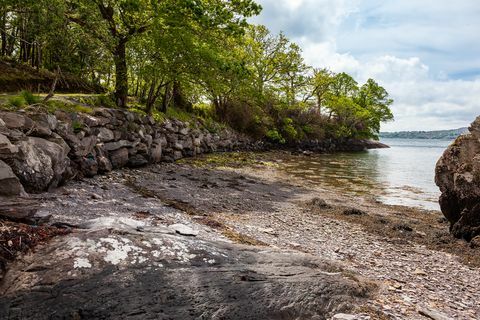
[0,108,251,195]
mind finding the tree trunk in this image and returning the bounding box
[172,81,192,112]
[160,83,171,113]
[114,39,128,108]
[0,12,6,57]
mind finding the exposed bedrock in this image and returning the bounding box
[0,218,372,320]
[435,116,480,241]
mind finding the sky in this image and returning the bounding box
[251,0,480,131]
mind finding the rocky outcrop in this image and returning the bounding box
[435,116,480,240]
[0,108,252,195]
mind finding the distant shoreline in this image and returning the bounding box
[380,127,467,140]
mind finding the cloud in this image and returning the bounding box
[252,0,480,131]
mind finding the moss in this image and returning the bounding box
[180,152,276,169]
[45,100,93,114]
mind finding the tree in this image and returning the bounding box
[311,68,334,113]
[355,78,394,136]
[67,0,261,108]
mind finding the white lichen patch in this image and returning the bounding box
[74,257,92,269]
[203,258,216,264]
[150,237,196,263]
[98,237,143,265]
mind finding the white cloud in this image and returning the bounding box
[253,0,480,131]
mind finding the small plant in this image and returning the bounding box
[20,90,40,105]
[72,120,84,133]
[7,96,26,108]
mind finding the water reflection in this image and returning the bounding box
[279,138,451,210]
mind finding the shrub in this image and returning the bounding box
[20,90,40,105]
[266,129,285,144]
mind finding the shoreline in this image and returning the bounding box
[1,151,479,319]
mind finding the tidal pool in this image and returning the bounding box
[280,138,452,210]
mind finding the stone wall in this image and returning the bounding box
[0,108,252,195]
[435,116,480,241]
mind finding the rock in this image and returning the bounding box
[413,268,427,276]
[104,140,137,151]
[173,150,183,161]
[0,112,34,132]
[128,154,148,168]
[79,114,110,127]
[97,155,112,173]
[173,142,184,151]
[94,127,115,142]
[0,160,25,196]
[332,315,355,320]
[418,307,454,320]
[435,116,480,240]
[9,137,70,192]
[470,236,480,249]
[150,143,162,163]
[80,154,98,177]
[65,135,97,158]
[343,208,368,216]
[308,197,332,209]
[0,198,45,223]
[0,133,19,158]
[110,148,129,169]
[169,223,199,236]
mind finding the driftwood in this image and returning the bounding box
[42,66,61,103]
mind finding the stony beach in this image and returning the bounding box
[1,151,479,319]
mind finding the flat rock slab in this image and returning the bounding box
[169,223,199,236]
[0,219,370,320]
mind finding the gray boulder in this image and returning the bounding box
[0,112,34,132]
[93,127,115,142]
[0,160,25,196]
[435,116,480,240]
[110,147,129,169]
[0,133,19,158]
[9,137,70,192]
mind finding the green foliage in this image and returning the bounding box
[7,96,26,108]
[45,100,93,114]
[0,0,393,142]
[20,91,40,105]
[72,120,84,133]
[166,107,196,123]
[266,129,285,144]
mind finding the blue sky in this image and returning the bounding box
[252,0,480,131]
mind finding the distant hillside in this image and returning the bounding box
[380,127,468,140]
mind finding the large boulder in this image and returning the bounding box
[435,116,480,240]
[8,137,70,192]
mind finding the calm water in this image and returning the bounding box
[281,138,453,210]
